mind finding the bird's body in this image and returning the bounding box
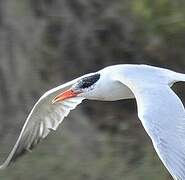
[1,64,185,180]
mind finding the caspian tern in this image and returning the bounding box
[1,64,185,179]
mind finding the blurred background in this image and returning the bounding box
[0,0,184,179]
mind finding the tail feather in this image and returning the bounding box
[167,71,185,86]
[174,72,185,82]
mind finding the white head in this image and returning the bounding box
[52,73,102,103]
[52,68,134,103]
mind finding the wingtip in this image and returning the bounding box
[0,162,8,170]
[0,156,12,170]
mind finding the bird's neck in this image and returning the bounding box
[85,73,134,101]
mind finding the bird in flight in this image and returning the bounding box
[1,64,185,180]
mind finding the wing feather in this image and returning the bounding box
[0,78,85,169]
[117,77,185,180]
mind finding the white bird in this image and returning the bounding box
[1,64,185,179]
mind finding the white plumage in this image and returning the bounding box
[1,64,185,180]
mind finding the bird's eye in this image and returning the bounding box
[78,73,100,89]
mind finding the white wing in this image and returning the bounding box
[116,77,185,180]
[0,77,85,169]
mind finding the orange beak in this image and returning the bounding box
[52,89,79,104]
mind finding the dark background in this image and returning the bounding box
[0,0,184,179]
